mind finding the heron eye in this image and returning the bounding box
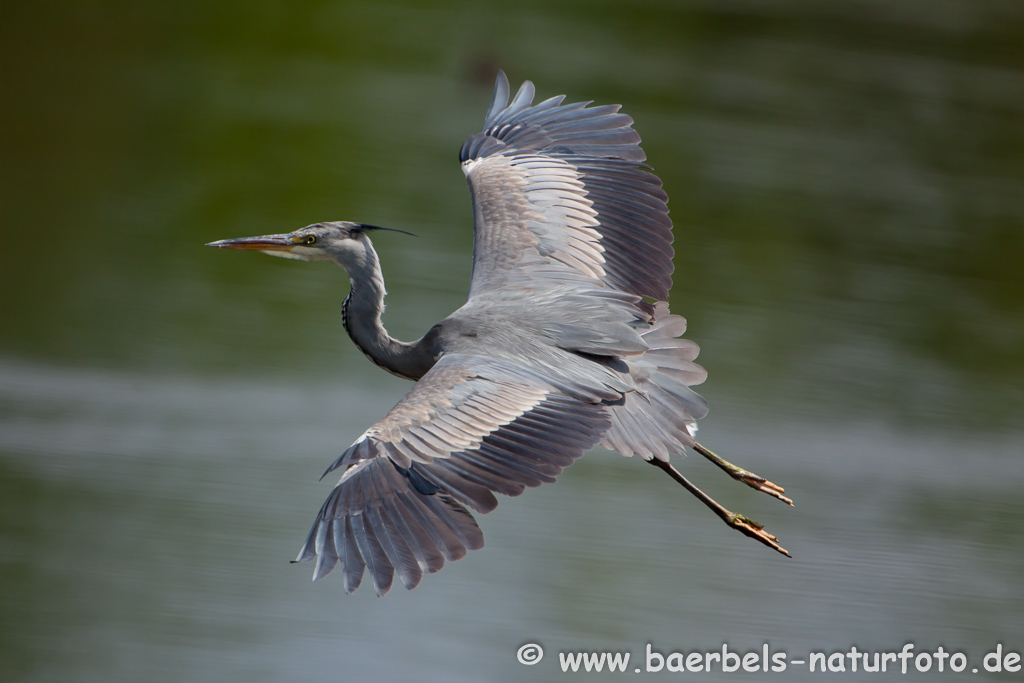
[305,235,317,245]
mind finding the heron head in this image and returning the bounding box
[207,222,412,263]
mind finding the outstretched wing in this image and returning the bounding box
[460,71,674,314]
[294,353,611,595]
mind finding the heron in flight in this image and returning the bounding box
[208,72,792,595]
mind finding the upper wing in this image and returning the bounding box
[460,71,674,314]
[294,353,611,595]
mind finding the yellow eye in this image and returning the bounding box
[305,235,317,244]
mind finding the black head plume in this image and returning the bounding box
[355,223,417,238]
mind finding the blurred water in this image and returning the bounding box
[2,1,1022,681]
[2,360,1021,681]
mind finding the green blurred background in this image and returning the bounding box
[1,1,1022,681]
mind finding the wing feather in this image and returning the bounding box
[460,72,674,312]
[295,353,610,594]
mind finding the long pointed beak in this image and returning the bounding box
[206,234,296,252]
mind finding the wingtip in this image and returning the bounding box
[484,70,511,128]
[508,78,536,115]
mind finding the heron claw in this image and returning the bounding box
[726,512,791,557]
[733,472,794,506]
[692,442,794,506]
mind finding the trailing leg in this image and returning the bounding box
[692,441,793,506]
[647,457,791,557]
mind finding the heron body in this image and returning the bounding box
[209,72,791,596]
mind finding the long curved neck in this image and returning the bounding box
[338,237,435,380]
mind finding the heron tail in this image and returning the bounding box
[599,303,709,461]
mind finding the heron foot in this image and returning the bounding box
[648,457,791,558]
[692,441,793,506]
[723,511,790,557]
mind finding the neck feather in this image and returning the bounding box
[338,238,435,380]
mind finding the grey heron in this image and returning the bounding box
[208,71,792,595]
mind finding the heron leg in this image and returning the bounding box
[647,457,791,557]
[691,441,793,506]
